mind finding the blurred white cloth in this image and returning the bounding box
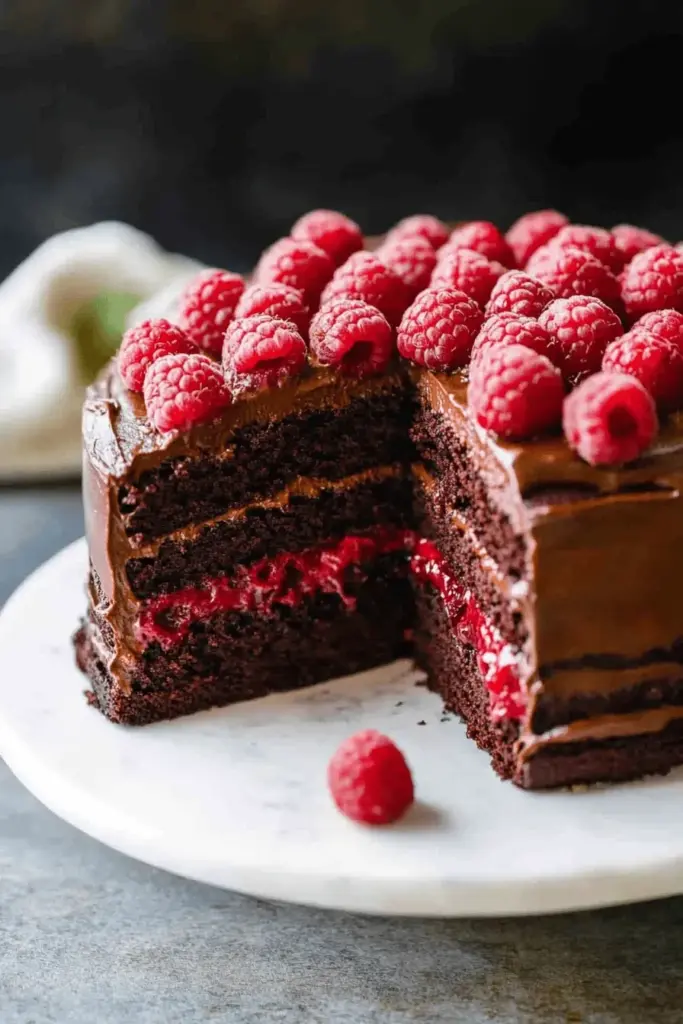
[0,223,201,481]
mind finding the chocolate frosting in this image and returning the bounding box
[82,355,683,756]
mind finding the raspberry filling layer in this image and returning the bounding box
[136,530,525,721]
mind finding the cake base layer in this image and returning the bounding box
[77,566,413,726]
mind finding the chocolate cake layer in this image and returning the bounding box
[126,470,412,599]
[77,558,413,725]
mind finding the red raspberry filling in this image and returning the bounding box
[376,235,437,296]
[327,730,415,825]
[443,220,515,267]
[468,343,564,441]
[471,312,556,367]
[255,237,335,305]
[539,295,623,382]
[234,284,309,338]
[142,352,231,433]
[603,331,683,412]
[384,214,450,251]
[118,318,195,393]
[320,251,410,326]
[397,287,483,371]
[563,371,657,466]
[431,247,503,307]
[137,529,525,723]
[485,270,555,319]
[222,315,307,395]
[178,269,246,356]
[291,209,363,266]
[505,209,568,267]
[309,299,393,378]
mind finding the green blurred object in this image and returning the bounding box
[71,291,140,381]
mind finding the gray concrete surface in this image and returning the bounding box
[1,485,683,1023]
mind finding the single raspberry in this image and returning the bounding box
[551,224,622,273]
[327,729,414,825]
[319,251,410,326]
[526,245,622,312]
[384,213,449,250]
[620,245,683,320]
[470,313,555,366]
[375,235,437,296]
[255,237,335,305]
[118,318,195,393]
[612,224,665,266]
[309,299,393,378]
[234,284,309,337]
[143,352,231,432]
[602,331,683,412]
[222,315,307,394]
[397,287,483,370]
[291,209,363,266]
[178,269,245,356]
[505,209,568,267]
[485,270,555,318]
[468,343,564,440]
[431,247,503,307]
[631,309,683,351]
[563,371,657,466]
[539,295,623,382]
[442,220,515,267]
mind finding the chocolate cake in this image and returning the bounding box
[75,210,683,789]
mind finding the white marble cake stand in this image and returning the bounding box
[2,538,683,917]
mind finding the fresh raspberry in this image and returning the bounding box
[602,331,683,412]
[526,245,622,312]
[551,224,622,273]
[620,245,683,320]
[143,352,231,432]
[319,251,410,326]
[468,343,564,440]
[178,269,245,356]
[234,284,309,337]
[470,313,555,366]
[384,214,449,250]
[255,237,335,305]
[485,270,555,318]
[291,209,363,266]
[397,287,483,370]
[118,318,195,393]
[631,309,683,351]
[222,315,307,394]
[539,295,623,382]
[309,299,393,378]
[327,729,414,825]
[612,224,665,266]
[442,220,515,267]
[375,235,437,296]
[505,209,568,267]
[431,247,503,307]
[563,371,657,466]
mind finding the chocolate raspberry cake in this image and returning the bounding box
[76,209,683,789]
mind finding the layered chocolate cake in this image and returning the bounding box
[76,210,683,789]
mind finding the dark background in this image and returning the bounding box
[1,0,682,277]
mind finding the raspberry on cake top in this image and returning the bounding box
[76,208,683,790]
